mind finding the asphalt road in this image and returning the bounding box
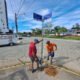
[0,65,80,80]
[0,37,80,80]
[0,37,80,65]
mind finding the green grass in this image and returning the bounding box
[33,35,80,40]
[45,36,80,40]
[33,35,42,37]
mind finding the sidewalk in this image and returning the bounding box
[0,56,80,76]
[63,57,80,74]
[0,62,80,80]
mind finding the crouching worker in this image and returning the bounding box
[46,41,57,64]
[29,39,43,73]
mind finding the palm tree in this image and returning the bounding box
[54,26,61,36]
[36,28,42,35]
[31,29,36,35]
[60,27,67,35]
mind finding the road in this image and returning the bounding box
[0,37,80,65]
[0,37,80,80]
[0,65,80,80]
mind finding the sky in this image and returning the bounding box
[6,0,80,32]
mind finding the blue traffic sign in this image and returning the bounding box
[44,12,52,20]
[33,13,43,21]
[33,12,52,21]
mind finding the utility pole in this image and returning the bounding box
[12,26,14,33]
[15,13,18,34]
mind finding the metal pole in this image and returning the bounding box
[15,13,18,34]
[41,20,44,64]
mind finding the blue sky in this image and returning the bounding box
[6,0,80,32]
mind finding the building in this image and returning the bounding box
[77,30,80,36]
[64,29,77,36]
[0,0,9,33]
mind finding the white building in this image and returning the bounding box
[64,29,77,36]
[0,0,9,33]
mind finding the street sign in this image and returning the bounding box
[43,22,53,29]
[44,12,52,20]
[33,12,52,21]
[33,13,43,21]
[33,12,52,65]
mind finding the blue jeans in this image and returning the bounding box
[48,52,54,58]
[30,57,39,63]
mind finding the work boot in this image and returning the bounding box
[47,57,49,60]
[32,69,35,73]
[37,67,42,71]
[28,69,35,73]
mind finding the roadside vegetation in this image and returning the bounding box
[33,35,80,40]
[31,23,80,40]
[17,23,80,40]
[45,36,80,40]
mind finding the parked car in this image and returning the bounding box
[17,35,23,40]
[0,35,18,46]
[27,35,31,37]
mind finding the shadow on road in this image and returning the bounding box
[53,56,69,66]
[1,70,29,80]
[76,57,80,62]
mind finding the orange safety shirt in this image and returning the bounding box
[46,43,56,52]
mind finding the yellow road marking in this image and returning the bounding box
[46,63,80,77]
[0,61,80,77]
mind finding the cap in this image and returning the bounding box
[34,39,39,43]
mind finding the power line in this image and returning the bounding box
[9,0,15,13]
[9,0,19,14]
[23,0,36,14]
[17,0,26,16]
[18,0,36,17]
[17,0,23,13]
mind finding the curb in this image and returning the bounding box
[0,60,80,77]
[63,60,80,75]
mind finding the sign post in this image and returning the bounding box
[41,19,44,63]
[33,12,52,64]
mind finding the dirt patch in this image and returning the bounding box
[44,66,58,77]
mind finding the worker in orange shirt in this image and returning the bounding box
[46,41,57,64]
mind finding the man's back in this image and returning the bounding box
[29,42,37,57]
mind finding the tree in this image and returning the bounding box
[54,26,61,36]
[9,30,13,34]
[45,29,49,35]
[35,28,42,35]
[18,32,23,35]
[60,27,67,35]
[43,23,53,35]
[31,29,36,35]
[31,28,42,35]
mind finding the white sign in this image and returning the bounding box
[0,0,9,33]
[43,22,53,29]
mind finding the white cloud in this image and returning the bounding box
[53,9,80,25]
[18,17,33,22]
[20,30,32,32]
[6,0,80,31]
[31,25,42,29]
[30,20,41,25]
[23,24,32,27]
[37,9,50,16]
[8,13,15,21]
